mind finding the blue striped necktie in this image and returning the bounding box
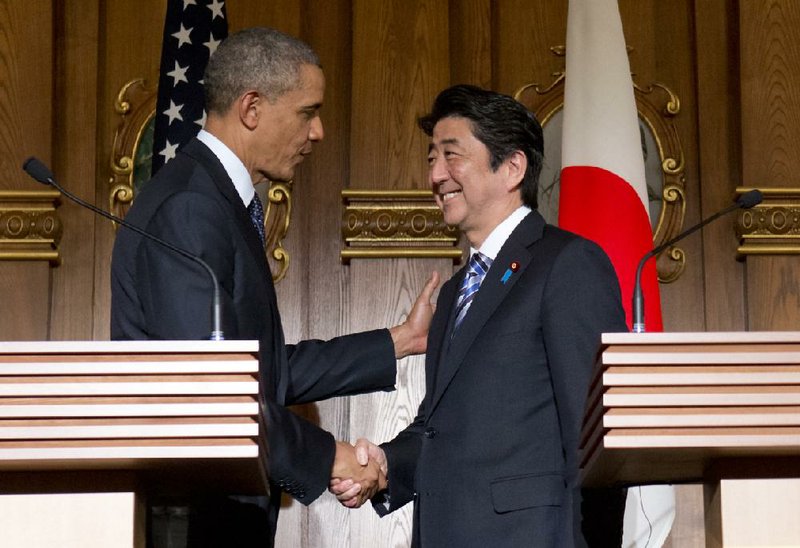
[248,193,266,246]
[453,252,492,332]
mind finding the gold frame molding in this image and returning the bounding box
[514,48,687,283]
[109,78,293,282]
[0,190,62,264]
[340,190,461,262]
[735,187,800,256]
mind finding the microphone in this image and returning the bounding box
[632,189,763,333]
[22,156,224,341]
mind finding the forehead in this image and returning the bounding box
[278,64,325,106]
[430,116,482,149]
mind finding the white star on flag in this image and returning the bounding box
[160,140,179,163]
[163,100,184,125]
[167,61,189,86]
[204,34,222,55]
[152,0,227,176]
[171,23,193,48]
[207,0,224,20]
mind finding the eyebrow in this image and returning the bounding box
[428,138,460,153]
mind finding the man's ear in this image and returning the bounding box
[505,150,528,191]
[238,90,260,130]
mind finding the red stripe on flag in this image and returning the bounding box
[559,165,663,332]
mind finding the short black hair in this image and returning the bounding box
[418,84,544,209]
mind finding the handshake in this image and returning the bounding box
[329,438,387,508]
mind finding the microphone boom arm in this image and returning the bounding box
[22,157,224,341]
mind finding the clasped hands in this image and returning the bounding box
[330,438,386,508]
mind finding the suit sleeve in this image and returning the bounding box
[284,329,397,405]
[130,191,236,340]
[540,237,627,545]
[541,237,625,478]
[266,330,398,505]
[371,400,426,515]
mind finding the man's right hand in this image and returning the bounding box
[329,438,387,508]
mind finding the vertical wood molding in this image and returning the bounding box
[0,1,55,342]
[50,0,101,341]
[740,0,800,331]
[694,0,745,333]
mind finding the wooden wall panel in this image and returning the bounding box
[49,0,100,341]
[350,0,450,190]
[0,0,53,341]
[0,263,49,340]
[347,259,451,548]
[740,1,800,331]
[293,3,357,547]
[494,0,567,95]
[449,0,492,87]
[0,1,53,182]
[695,0,746,333]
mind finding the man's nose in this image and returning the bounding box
[309,116,324,141]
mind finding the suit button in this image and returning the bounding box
[424,427,437,439]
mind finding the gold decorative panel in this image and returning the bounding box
[514,47,687,283]
[736,187,800,255]
[0,190,62,264]
[340,190,461,262]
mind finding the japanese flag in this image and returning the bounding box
[558,0,674,545]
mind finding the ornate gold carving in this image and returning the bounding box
[110,78,156,222]
[0,190,62,264]
[263,181,293,282]
[110,78,293,282]
[735,187,800,255]
[514,51,687,283]
[341,190,461,262]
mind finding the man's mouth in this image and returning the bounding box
[441,190,461,202]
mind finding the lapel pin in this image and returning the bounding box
[501,261,520,285]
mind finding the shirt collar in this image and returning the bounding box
[472,206,532,260]
[197,129,254,207]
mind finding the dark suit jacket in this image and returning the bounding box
[111,139,396,545]
[375,211,627,547]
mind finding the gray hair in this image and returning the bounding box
[204,27,320,113]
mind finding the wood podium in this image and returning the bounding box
[581,332,800,547]
[0,340,266,548]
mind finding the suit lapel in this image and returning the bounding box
[428,212,546,414]
[183,139,271,282]
[425,273,460,399]
[183,140,288,399]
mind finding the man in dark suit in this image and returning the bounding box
[331,84,628,547]
[110,27,437,547]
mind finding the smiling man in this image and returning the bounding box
[331,84,628,547]
[111,27,438,548]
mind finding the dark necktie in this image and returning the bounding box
[453,252,492,332]
[248,193,266,246]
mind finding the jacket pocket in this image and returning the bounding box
[490,472,565,514]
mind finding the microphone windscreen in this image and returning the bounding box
[737,189,763,209]
[22,157,55,185]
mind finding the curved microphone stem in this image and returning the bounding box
[631,190,763,333]
[25,158,224,341]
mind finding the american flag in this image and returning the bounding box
[152,0,228,176]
